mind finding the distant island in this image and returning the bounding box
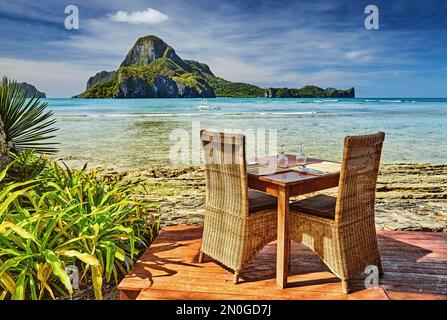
[75,35,354,99]
[265,86,354,98]
[17,82,46,98]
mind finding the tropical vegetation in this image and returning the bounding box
[205,76,265,98]
[0,80,159,300]
[0,151,159,300]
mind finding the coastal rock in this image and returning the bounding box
[120,35,188,70]
[115,74,214,98]
[16,82,46,98]
[86,71,117,90]
[0,118,9,170]
[120,164,446,231]
[79,35,216,98]
[183,60,215,77]
[57,161,447,232]
[115,76,151,98]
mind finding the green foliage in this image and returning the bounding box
[8,150,49,182]
[172,73,212,94]
[184,60,213,77]
[120,58,182,81]
[267,85,355,98]
[0,77,58,154]
[275,88,291,98]
[295,85,326,97]
[82,78,118,99]
[173,73,199,88]
[0,151,159,300]
[205,76,264,98]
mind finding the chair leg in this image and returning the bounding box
[198,251,204,263]
[288,240,292,270]
[341,279,350,294]
[233,270,240,284]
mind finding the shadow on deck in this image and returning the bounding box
[118,226,447,300]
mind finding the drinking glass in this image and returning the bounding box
[296,143,307,166]
[277,144,289,168]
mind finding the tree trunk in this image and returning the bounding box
[0,118,9,171]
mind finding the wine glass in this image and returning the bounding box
[296,143,307,166]
[277,144,289,168]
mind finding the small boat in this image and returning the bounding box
[197,99,210,110]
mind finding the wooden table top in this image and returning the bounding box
[248,155,341,187]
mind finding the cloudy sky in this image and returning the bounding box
[1,0,446,97]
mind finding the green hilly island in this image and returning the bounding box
[76,35,354,99]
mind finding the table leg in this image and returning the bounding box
[276,186,290,288]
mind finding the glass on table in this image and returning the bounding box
[295,143,307,166]
[277,144,289,168]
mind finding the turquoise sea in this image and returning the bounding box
[48,98,447,168]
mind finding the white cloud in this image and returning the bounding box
[345,50,374,62]
[109,8,168,25]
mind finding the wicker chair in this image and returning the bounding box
[289,132,385,293]
[198,130,278,283]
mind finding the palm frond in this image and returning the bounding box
[0,77,58,154]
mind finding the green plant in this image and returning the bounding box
[205,76,265,98]
[0,77,58,154]
[0,161,159,300]
[81,78,118,99]
[8,150,49,182]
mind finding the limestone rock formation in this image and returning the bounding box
[16,82,46,98]
[76,35,355,99]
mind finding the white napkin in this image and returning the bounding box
[295,166,326,175]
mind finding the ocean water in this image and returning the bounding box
[48,98,447,168]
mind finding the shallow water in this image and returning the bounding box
[48,98,447,168]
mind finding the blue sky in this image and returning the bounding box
[1,0,446,97]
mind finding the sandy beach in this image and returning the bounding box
[76,162,447,232]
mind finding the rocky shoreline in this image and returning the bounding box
[86,163,447,232]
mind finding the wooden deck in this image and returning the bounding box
[118,226,447,300]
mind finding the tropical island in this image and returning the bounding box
[75,35,355,99]
[16,82,46,98]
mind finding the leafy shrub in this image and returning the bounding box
[8,150,49,182]
[0,152,159,300]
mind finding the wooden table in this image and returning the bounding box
[247,155,340,288]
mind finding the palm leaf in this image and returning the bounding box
[0,77,58,154]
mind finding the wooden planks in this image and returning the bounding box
[118,226,447,300]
